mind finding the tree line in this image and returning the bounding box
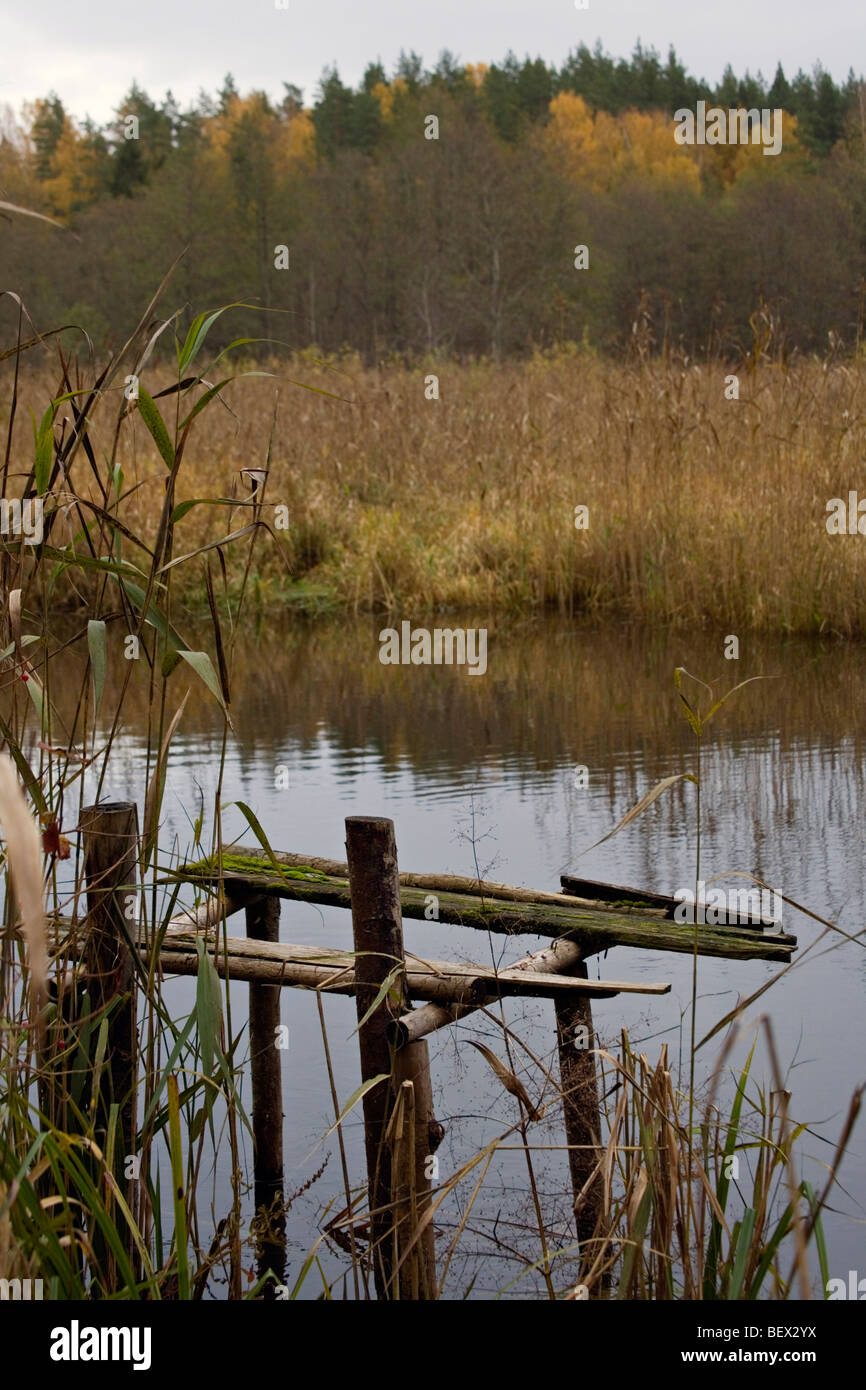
[2,42,865,360]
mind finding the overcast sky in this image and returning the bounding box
[0,0,862,126]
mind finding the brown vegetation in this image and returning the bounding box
[6,347,866,632]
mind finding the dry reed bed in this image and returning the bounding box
[6,350,866,631]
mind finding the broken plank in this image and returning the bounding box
[560,875,678,915]
[560,875,782,930]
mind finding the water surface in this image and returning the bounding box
[82,616,866,1297]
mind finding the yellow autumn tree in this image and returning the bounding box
[203,91,314,186]
[283,108,315,166]
[0,105,39,205]
[700,110,805,188]
[615,108,702,187]
[541,92,597,179]
[371,78,409,122]
[39,120,105,215]
[541,92,700,193]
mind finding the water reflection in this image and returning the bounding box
[44,615,866,1295]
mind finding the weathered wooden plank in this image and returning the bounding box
[47,923,671,1001]
[560,875,782,929]
[170,850,798,963]
[560,876,678,915]
[156,937,672,1000]
[177,850,670,916]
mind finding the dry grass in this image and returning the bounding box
[5,345,865,630]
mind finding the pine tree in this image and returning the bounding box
[767,64,792,110]
[312,67,355,158]
[516,58,553,124]
[483,52,523,141]
[394,51,425,91]
[812,68,845,154]
[31,95,67,180]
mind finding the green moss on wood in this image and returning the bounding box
[180,853,331,884]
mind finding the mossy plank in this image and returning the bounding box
[173,851,797,963]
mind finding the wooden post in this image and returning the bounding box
[81,802,139,1157]
[246,893,286,1296]
[80,801,140,1268]
[392,1040,442,1298]
[555,964,604,1268]
[345,816,437,1300]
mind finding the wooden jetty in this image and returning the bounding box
[55,806,797,1301]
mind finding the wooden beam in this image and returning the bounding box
[178,849,669,914]
[165,891,248,935]
[49,929,670,1003]
[560,876,677,915]
[391,1045,440,1299]
[345,816,409,1299]
[388,1001,474,1048]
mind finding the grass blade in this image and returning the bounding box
[137,389,175,469]
[167,1074,190,1299]
[87,618,107,714]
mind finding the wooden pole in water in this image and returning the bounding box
[80,801,140,1269]
[554,963,603,1268]
[392,1040,442,1298]
[345,815,438,1300]
[246,893,286,1296]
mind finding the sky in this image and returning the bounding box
[0,0,862,126]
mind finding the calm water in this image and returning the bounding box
[81,616,866,1297]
